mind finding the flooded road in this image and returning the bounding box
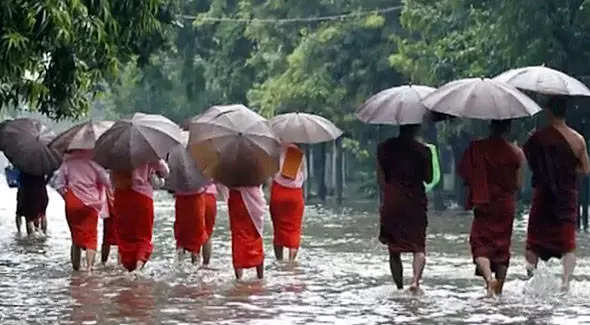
[0,179,590,324]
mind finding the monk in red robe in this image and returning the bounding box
[113,160,169,272]
[377,124,432,293]
[174,190,208,264]
[201,182,218,266]
[523,95,590,292]
[458,120,525,296]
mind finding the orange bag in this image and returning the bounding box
[110,170,132,189]
[280,146,303,180]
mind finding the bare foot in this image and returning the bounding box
[408,283,423,295]
[561,281,570,293]
[486,278,498,297]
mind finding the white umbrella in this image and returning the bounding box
[269,112,342,144]
[422,78,542,120]
[94,112,183,170]
[356,85,436,125]
[49,120,114,153]
[493,65,590,96]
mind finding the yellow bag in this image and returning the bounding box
[280,146,304,180]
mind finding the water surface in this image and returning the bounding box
[0,181,589,324]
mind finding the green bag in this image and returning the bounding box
[424,143,441,193]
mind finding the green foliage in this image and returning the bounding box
[0,0,175,119]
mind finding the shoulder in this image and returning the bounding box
[568,127,586,146]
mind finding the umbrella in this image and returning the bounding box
[94,112,183,170]
[493,65,590,96]
[0,118,61,175]
[165,131,205,192]
[269,112,343,144]
[188,105,281,187]
[421,78,543,120]
[49,120,114,153]
[356,85,437,125]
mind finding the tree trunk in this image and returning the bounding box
[316,143,327,201]
[335,138,343,204]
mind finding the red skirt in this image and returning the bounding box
[270,181,304,249]
[228,189,264,269]
[174,193,208,254]
[114,189,154,272]
[526,188,576,261]
[204,193,217,238]
[103,201,119,246]
[65,191,99,250]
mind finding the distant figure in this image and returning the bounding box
[5,165,22,231]
[112,160,169,272]
[101,189,118,265]
[200,182,218,266]
[377,124,433,293]
[225,185,266,280]
[458,120,525,297]
[17,172,51,235]
[174,187,208,265]
[270,143,307,262]
[523,96,590,292]
[54,150,110,271]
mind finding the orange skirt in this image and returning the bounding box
[270,181,304,249]
[228,189,264,269]
[174,193,208,254]
[204,193,217,238]
[103,201,119,246]
[65,191,99,250]
[114,189,154,272]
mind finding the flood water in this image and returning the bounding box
[1,180,590,324]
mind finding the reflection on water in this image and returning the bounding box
[0,179,589,324]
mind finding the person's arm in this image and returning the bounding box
[424,147,433,184]
[578,139,590,176]
[52,168,67,196]
[516,149,526,189]
[376,163,386,189]
[154,159,170,178]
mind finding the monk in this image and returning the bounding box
[54,150,110,271]
[17,171,51,235]
[224,185,266,280]
[523,95,590,292]
[200,182,218,266]
[377,124,433,293]
[101,189,118,265]
[458,120,525,297]
[174,188,208,264]
[112,159,169,272]
[270,143,307,262]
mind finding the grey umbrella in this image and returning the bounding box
[493,65,590,96]
[188,104,281,187]
[356,85,436,125]
[94,112,183,170]
[165,131,205,192]
[0,118,61,175]
[49,120,114,154]
[269,112,343,144]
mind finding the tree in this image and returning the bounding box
[0,0,176,119]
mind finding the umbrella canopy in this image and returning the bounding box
[0,118,61,175]
[49,120,114,153]
[493,65,590,96]
[422,78,542,120]
[356,85,436,125]
[269,112,343,144]
[165,131,205,192]
[188,105,281,187]
[94,112,183,170]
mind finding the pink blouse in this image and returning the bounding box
[54,150,110,213]
[131,159,170,199]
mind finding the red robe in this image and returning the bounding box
[377,137,432,253]
[65,190,99,250]
[458,138,523,273]
[114,189,154,272]
[203,193,217,238]
[228,189,264,269]
[524,126,579,260]
[174,193,208,254]
[270,181,305,249]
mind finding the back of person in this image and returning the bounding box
[378,137,430,191]
[63,157,105,206]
